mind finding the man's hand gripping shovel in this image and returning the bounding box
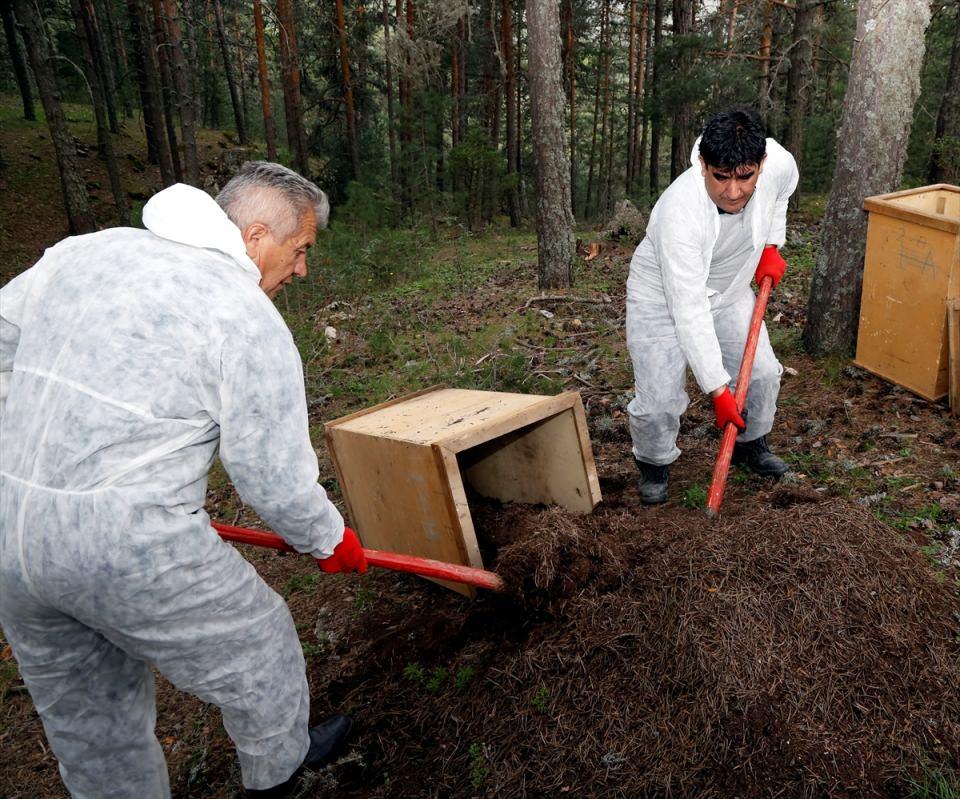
[213,522,504,592]
[705,275,773,518]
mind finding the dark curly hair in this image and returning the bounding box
[699,107,767,172]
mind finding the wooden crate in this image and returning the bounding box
[950,297,960,415]
[324,386,602,596]
[855,184,960,400]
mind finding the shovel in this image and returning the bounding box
[213,521,504,592]
[705,275,773,519]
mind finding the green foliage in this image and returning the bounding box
[531,684,550,713]
[907,767,960,799]
[680,484,708,509]
[283,571,322,598]
[455,666,477,692]
[468,743,490,788]
[403,662,425,684]
[301,639,328,661]
[425,666,449,693]
[449,128,505,231]
[352,585,377,614]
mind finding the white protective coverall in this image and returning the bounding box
[0,184,345,796]
[626,138,799,465]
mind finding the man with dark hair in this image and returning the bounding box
[0,162,366,798]
[626,107,798,504]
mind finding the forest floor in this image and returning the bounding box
[0,98,958,798]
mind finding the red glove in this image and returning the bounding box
[318,526,368,574]
[755,244,787,289]
[711,387,746,432]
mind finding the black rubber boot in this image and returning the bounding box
[634,458,669,505]
[731,435,789,478]
[246,715,353,798]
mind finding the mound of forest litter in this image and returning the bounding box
[313,498,959,799]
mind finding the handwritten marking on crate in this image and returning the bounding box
[895,226,936,276]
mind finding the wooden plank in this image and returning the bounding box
[325,427,477,597]
[949,298,960,416]
[441,391,577,452]
[331,388,551,445]
[862,198,959,235]
[570,394,604,507]
[854,205,958,400]
[323,384,445,431]
[459,407,599,513]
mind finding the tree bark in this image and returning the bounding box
[669,0,694,182]
[597,0,612,213]
[649,0,663,195]
[803,0,931,357]
[561,0,576,216]
[276,0,310,176]
[334,0,360,179]
[758,0,774,115]
[213,0,247,143]
[585,1,605,217]
[783,0,815,210]
[626,0,636,192]
[71,0,130,224]
[503,0,520,226]
[13,0,96,233]
[151,0,182,180]
[127,0,175,183]
[2,1,35,120]
[527,0,575,289]
[631,0,648,191]
[161,0,200,184]
[928,1,960,184]
[252,0,277,160]
[84,0,119,133]
[383,0,397,187]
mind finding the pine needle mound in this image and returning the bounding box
[321,499,960,798]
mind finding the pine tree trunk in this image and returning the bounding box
[151,0,183,180]
[383,0,398,187]
[84,0,119,134]
[13,0,96,233]
[783,0,814,210]
[527,0,575,289]
[252,0,277,160]
[213,0,247,143]
[649,0,663,195]
[626,0,636,193]
[669,0,694,182]
[127,0,175,183]
[503,0,520,226]
[928,3,960,184]
[335,0,360,179]
[276,0,310,176]
[631,0,648,189]
[100,0,131,118]
[803,0,931,357]
[561,0,576,216]
[585,1,605,217]
[758,0,773,115]
[2,1,35,120]
[161,0,200,184]
[71,0,130,224]
[597,0,611,213]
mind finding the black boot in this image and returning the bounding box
[634,458,669,505]
[731,435,789,478]
[246,715,353,798]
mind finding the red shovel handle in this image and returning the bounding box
[212,522,504,592]
[705,276,773,518]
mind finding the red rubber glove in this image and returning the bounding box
[711,387,746,432]
[755,244,787,289]
[318,526,368,574]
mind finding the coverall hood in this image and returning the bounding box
[142,183,261,280]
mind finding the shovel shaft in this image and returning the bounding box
[705,276,773,518]
[212,522,504,592]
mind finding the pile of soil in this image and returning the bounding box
[304,495,959,798]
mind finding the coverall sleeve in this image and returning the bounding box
[654,212,731,395]
[765,143,800,247]
[216,318,345,559]
[0,271,29,417]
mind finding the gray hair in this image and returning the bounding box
[215,161,330,241]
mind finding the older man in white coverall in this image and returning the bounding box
[626,107,798,504]
[0,162,367,798]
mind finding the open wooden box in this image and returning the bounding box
[855,184,960,400]
[324,386,602,596]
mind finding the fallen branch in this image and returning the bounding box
[520,295,611,310]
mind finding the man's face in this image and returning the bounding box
[248,207,317,299]
[700,155,765,214]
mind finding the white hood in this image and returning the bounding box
[142,184,260,279]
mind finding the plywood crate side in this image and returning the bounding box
[458,408,598,513]
[855,203,959,400]
[949,298,960,415]
[326,427,479,571]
